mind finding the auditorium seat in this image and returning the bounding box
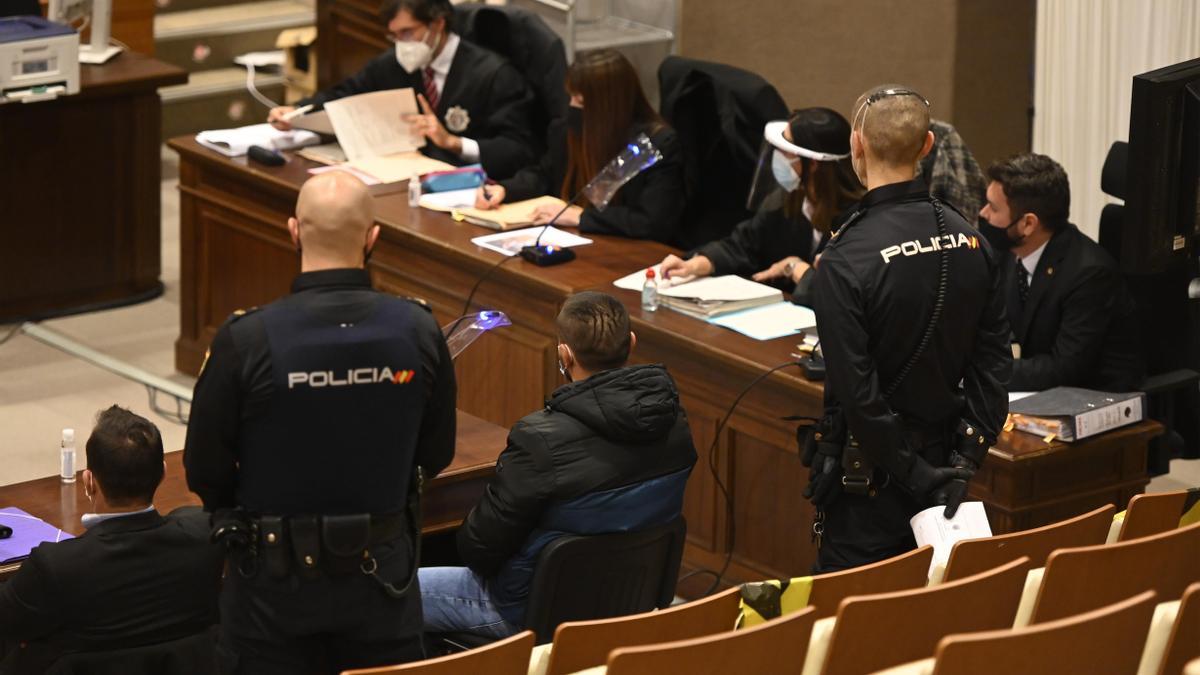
[339,631,534,675]
[812,557,1029,675]
[1151,582,1200,675]
[603,605,818,675]
[942,505,1114,582]
[737,546,934,627]
[1118,490,1189,542]
[915,590,1158,675]
[1030,520,1200,624]
[533,587,740,675]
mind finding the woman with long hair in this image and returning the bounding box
[474,49,685,244]
[659,107,864,305]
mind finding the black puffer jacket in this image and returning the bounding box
[455,364,697,625]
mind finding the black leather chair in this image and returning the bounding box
[1101,140,1200,472]
[454,2,569,150]
[658,57,788,250]
[40,628,218,675]
[523,516,687,644]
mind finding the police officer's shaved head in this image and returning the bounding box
[851,85,934,179]
[289,172,379,270]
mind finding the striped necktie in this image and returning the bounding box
[422,67,440,112]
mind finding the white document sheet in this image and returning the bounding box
[1008,391,1036,403]
[347,152,456,184]
[910,501,992,577]
[470,227,593,257]
[613,264,695,291]
[613,269,777,302]
[419,188,479,212]
[195,123,319,157]
[708,302,817,341]
[323,88,425,162]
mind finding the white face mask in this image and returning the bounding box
[772,149,802,193]
[394,29,438,73]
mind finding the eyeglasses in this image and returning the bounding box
[853,87,930,130]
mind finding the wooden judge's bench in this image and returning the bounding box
[167,136,1161,587]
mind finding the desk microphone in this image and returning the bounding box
[518,188,587,267]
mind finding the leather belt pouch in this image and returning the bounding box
[322,514,370,575]
[290,515,321,580]
[259,516,289,579]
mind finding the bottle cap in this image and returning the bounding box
[645,268,656,279]
[62,428,74,444]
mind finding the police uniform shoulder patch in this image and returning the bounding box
[226,306,260,323]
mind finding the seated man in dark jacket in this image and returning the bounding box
[0,406,224,673]
[419,291,697,640]
[978,153,1144,392]
[267,0,538,179]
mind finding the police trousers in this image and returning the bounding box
[217,536,423,675]
[813,440,947,574]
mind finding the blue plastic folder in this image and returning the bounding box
[421,164,485,193]
[0,507,74,564]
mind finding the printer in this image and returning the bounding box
[0,16,79,103]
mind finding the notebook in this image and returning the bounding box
[0,507,74,565]
[451,196,569,230]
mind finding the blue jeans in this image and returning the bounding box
[418,567,521,640]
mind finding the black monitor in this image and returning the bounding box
[1124,58,1200,274]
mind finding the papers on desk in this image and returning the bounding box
[296,142,348,165]
[195,123,320,157]
[419,188,478,212]
[614,270,783,319]
[470,226,592,257]
[307,163,382,186]
[289,110,335,136]
[0,507,74,565]
[451,196,569,230]
[323,88,424,162]
[347,152,456,184]
[708,302,817,341]
[910,501,992,579]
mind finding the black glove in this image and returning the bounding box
[925,451,979,519]
[803,442,843,507]
[906,457,972,506]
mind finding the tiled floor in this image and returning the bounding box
[2,148,1198,498]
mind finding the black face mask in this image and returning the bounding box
[979,215,1022,251]
[566,105,583,136]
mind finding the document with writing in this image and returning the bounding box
[910,501,992,580]
[323,88,425,162]
[451,196,568,230]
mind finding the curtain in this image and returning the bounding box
[1033,0,1200,239]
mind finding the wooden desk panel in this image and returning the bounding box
[168,137,1159,587]
[0,411,506,579]
[0,53,186,321]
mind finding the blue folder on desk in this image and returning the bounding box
[0,507,73,565]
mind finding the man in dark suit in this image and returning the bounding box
[268,0,538,180]
[978,153,1144,392]
[0,406,223,674]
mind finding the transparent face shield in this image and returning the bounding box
[583,133,664,210]
[441,310,511,360]
[746,120,851,212]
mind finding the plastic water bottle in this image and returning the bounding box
[60,428,76,483]
[642,268,659,312]
[408,172,422,207]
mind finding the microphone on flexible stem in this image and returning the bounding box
[518,187,588,267]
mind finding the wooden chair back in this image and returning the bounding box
[928,590,1158,675]
[1119,490,1188,542]
[1160,582,1200,675]
[819,557,1029,675]
[605,605,817,675]
[1031,520,1200,624]
[943,505,1114,582]
[340,631,535,675]
[544,587,740,675]
[807,545,934,619]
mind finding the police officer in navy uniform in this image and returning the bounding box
[804,85,1011,573]
[183,172,457,674]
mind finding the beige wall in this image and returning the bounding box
[678,0,1035,171]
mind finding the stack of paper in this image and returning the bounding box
[196,123,320,157]
[451,196,568,230]
[614,268,783,319]
[910,501,992,579]
[419,188,478,212]
[470,226,592,257]
[708,302,817,341]
[0,507,74,565]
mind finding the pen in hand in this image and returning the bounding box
[281,104,314,122]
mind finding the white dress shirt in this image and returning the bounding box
[1019,240,1048,278]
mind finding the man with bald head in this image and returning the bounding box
[802,85,1011,572]
[185,172,457,673]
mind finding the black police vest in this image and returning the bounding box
[236,295,428,516]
